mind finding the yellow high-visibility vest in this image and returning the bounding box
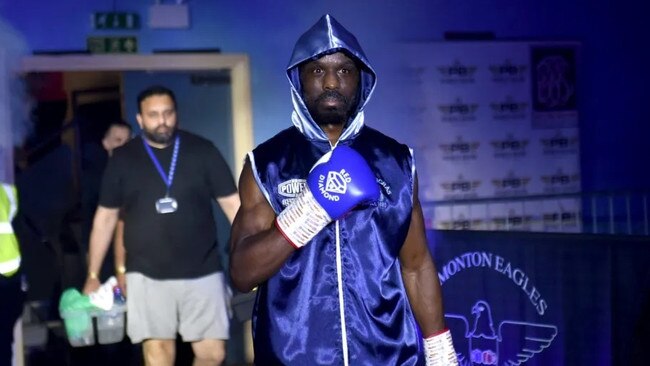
[0,182,20,277]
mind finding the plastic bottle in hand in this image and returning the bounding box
[89,276,117,311]
[113,285,126,305]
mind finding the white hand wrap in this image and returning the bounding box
[275,186,332,248]
[424,329,459,366]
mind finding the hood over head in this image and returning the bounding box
[287,14,377,143]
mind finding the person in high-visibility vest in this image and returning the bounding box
[0,181,26,365]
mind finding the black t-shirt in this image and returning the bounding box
[99,130,237,279]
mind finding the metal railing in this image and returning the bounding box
[423,190,650,236]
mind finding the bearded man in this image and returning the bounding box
[83,85,240,366]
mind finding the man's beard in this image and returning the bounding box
[308,91,357,126]
[143,125,176,145]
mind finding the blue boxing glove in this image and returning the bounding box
[275,145,380,248]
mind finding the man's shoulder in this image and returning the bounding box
[253,127,299,152]
[264,126,299,142]
[178,130,212,146]
[360,126,409,149]
[177,130,222,155]
[111,136,143,159]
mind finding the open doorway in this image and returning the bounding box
[20,53,253,175]
[15,54,253,365]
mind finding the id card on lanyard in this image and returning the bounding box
[142,136,180,214]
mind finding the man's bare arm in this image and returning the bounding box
[400,175,446,336]
[229,159,296,292]
[217,192,240,224]
[82,206,120,294]
[113,218,127,294]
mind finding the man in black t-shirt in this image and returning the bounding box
[83,85,240,366]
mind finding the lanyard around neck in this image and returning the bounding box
[142,136,180,196]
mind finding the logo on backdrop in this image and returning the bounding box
[440,175,481,199]
[438,98,479,123]
[491,134,529,159]
[490,96,528,121]
[440,251,558,365]
[532,48,576,111]
[489,59,527,83]
[437,214,485,231]
[440,136,480,161]
[490,210,534,231]
[437,60,477,84]
[540,169,580,194]
[540,132,579,155]
[531,46,579,129]
[543,210,580,231]
[492,171,530,196]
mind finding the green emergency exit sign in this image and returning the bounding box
[93,12,140,30]
[87,36,138,54]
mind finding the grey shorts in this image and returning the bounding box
[125,272,231,343]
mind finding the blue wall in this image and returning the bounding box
[1,0,648,192]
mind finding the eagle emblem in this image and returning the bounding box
[445,300,557,365]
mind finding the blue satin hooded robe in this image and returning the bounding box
[248,14,426,366]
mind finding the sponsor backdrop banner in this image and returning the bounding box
[398,42,581,232]
[428,229,649,366]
